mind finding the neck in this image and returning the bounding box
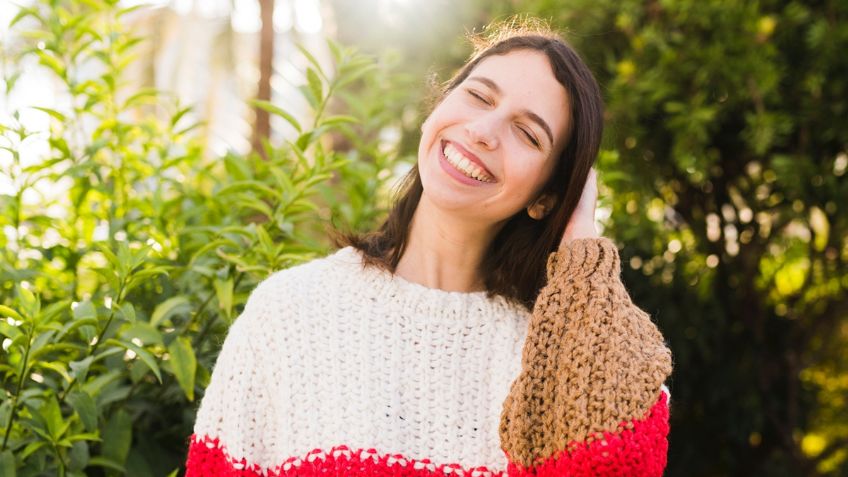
[394,195,503,293]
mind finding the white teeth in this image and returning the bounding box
[443,143,492,182]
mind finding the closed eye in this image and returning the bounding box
[518,125,540,148]
[466,89,490,105]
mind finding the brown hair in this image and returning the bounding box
[331,20,604,310]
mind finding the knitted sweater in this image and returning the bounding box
[185,238,673,476]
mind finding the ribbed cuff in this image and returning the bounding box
[545,237,621,281]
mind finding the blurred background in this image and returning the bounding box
[0,0,846,476]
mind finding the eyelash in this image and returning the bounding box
[467,89,490,104]
[465,89,541,149]
[519,126,540,148]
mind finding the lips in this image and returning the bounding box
[441,140,496,183]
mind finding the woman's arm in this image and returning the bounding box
[500,237,672,477]
[500,237,673,477]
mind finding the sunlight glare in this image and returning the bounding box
[294,0,322,33]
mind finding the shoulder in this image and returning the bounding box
[252,246,361,301]
[232,247,363,331]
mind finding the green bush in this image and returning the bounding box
[0,1,413,475]
[478,1,848,475]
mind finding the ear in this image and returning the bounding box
[526,193,557,220]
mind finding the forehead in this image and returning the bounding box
[465,50,571,141]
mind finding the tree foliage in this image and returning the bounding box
[504,1,847,475]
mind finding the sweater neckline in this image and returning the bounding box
[329,246,517,306]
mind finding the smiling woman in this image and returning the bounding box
[186,18,672,477]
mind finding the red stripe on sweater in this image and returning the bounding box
[186,392,668,477]
[505,391,670,477]
[186,440,504,476]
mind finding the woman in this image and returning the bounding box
[186,22,673,477]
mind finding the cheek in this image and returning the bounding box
[504,152,557,194]
[423,95,466,130]
[420,109,447,144]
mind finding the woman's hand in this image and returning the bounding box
[560,167,600,247]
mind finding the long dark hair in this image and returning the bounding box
[332,21,604,310]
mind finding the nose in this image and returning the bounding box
[463,115,500,150]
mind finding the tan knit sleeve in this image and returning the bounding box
[499,237,673,469]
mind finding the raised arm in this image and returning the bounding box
[500,237,673,477]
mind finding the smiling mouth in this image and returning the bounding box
[441,141,495,183]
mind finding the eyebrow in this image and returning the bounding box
[467,76,555,146]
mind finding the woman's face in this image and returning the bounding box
[417,49,571,224]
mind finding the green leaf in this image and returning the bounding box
[250,99,302,133]
[67,391,98,432]
[66,432,100,443]
[306,68,324,105]
[40,395,65,440]
[216,180,282,200]
[129,243,153,270]
[117,4,147,17]
[68,440,90,472]
[36,360,72,383]
[73,300,97,321]
[150,296,190,327]
[19,440,46,461]
[129,359,150,384]
[77,0,108,11]
[223,152,253,180]
[87,456,126,473]
[0,305,23,322]
[9,6,39,28]
[97,244,120,269]
[0,450,14,477]
[31,106,67,122]
[118,302,136,322]
[296,43,327,79]
[319,115,358,128]
[104,339,162,383]
[69,356,94,382]
[0,319,22,340]
[335,63,378,89]
[100,409,132,470]
[216,250,250,269]
[168,337,197,401]
[122,87,159,109]
[121,321,163,347]
[16,284,39,319]
[213,277,233,317]
[255,224,274,252]
[295,131,314,151]
[234,198,274,219]
[37,50,66,77]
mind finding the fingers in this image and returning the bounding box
[578,167,598,209]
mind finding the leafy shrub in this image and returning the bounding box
[482,1,848,474]
[0,1,413,475]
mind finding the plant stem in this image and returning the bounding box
[192,272,244,348]
[53,440,67,476]
[58,277,126,403]
[1,316,34,451]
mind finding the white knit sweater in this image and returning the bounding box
[192,246,532,472]
[187,240,673,477]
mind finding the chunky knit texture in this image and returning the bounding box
[186,237,673,476]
